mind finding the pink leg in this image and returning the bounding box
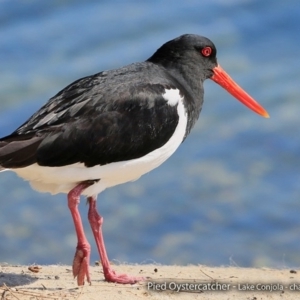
[68,182,92,286]
[87,196,145,284]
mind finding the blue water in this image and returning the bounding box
[1,0,300,269]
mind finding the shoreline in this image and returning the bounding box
[0,264,298,299]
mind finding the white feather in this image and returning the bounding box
[163,88,181,106]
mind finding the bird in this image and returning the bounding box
[0,34,269,286]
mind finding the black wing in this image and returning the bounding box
[0,63,181,168]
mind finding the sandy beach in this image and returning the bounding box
[0,263,299,299]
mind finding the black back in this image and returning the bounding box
[0,34,218,169]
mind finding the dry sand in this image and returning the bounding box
[0,263,299,299]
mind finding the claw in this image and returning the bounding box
[104,268,145,284]
[72,245,91,285]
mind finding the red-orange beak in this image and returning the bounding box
[211,64,269,118]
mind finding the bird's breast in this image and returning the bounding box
[13,89,188,197]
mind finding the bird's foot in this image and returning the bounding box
[72,244,91,285]
[103,268,145,284]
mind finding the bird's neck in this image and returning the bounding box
[147,54,205,139]
[165,65,205,140]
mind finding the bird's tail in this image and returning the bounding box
[0,135,42,169]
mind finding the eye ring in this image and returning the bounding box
[201,46,212,57]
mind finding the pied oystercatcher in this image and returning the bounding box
[0,34,269,285]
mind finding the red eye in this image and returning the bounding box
[201,46,212,57]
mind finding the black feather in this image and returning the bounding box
[0,62,185,168]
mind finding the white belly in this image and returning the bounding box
[13,91,187,197]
